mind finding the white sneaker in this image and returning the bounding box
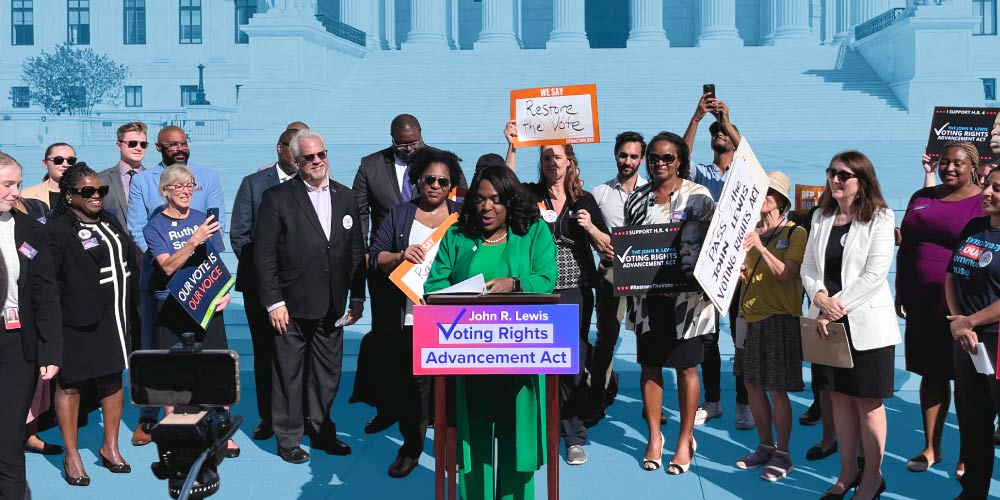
[694,401,723,426]
[736,403,756,430]
[566,445,587,465]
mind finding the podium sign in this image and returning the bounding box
[413,304,579,375]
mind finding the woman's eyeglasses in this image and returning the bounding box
[119,140,148,149]
[47,156,77,166]
[647,153,677,165]
[69,186,110,198]
[422,176,451,188]
[826,168,858,182]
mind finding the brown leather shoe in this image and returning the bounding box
[131,424,152,446]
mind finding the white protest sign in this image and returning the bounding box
[509,84,600,147]
[694,138,770,314]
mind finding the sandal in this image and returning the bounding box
[642,432,664,471]
[666,437,697,476]
[905,453,940,473]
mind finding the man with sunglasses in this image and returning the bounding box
[125,125,226,447]
[230,127,301,441]
[350,114,467,434]
[97,122,148,229]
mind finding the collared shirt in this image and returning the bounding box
[117,161,143,198]
[692,162,730,201]
[592,174,648,229]
[304,178,332,240]
[275,163,294,183]
[0,212,19,310]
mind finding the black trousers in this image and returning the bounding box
[557,287,594,448]
[701,283,748,405]
[0,333,35,500]
[271,312,344,450]
[243,291,274,423]
[397,326,431,458]
[591,277,621,402]
[953,332,1000,500]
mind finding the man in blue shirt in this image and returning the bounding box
[127,125,226,446]
[681,92,753,431]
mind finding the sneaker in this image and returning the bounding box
[799,402,821,426]
[566,445,587,465]
[694,401,723,426]
[736,444,775,470]
[736,403,756,430]
[759,450,794,481]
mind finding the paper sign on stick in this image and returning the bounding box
[389,213,460,304]
[927,106,999,163]
[509,84,600,148]
[694,138,770,314]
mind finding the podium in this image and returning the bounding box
[422,294,568,500]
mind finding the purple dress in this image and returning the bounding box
[897,187,984,379]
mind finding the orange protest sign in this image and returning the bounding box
[509,84,600,148]
[795,184,825,215]
[448,187,467,203]
[389,212,461,305]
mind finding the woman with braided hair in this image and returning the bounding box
[897,142,984,478]
[43,162,139,485]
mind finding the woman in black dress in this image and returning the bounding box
[45,163,139,485]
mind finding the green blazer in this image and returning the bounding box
[425,219,557,474]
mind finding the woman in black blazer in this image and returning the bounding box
[0,152,62,499]
[44,163,139,486]
[368,148,464,478]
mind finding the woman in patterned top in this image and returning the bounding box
[624,131,716,475]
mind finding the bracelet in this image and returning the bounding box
[512,277,522,293]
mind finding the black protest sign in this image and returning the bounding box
[927,107,999,163]
[611,223,692,296]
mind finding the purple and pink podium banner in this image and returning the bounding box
[412,304,579,375]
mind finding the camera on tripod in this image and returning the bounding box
[129,333,241,500]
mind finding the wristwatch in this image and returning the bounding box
[512,277,522,293]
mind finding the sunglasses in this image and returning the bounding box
[119,140,148,149]
[69,185,110,198]
[647,153,677,165]
[47,156,77,166]
[393,139,422,152]
[826,168,858,182]
[297,150,328,163]
[422,175,451,188]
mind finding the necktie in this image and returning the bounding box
[125,169,138,196]
[401,165,413,201]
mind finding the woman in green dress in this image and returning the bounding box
[425,166,557,500]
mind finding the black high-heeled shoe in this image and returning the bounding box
[819,473,862,500]
[851,478,886,500]
[99,452,131,473]
[63,462,90,487]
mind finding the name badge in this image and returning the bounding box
[776,239,789,250]
[912,205,929,211]
[4,307,21,331]
[81,237,100,250]
[17,242,36,260]
[672,210,686,221]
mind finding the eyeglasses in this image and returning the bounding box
[647,153,677,165]
[165,182,198,192]
[296,150,328,163]
[826,168,858,182]
[47,156,77,166]
[158,141,189,150]
[279,142,290,147]
[422,175,451,188]
[393,138,423,152]
[119,140,148,149]
[69,185,110,198]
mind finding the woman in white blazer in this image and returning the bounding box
[800,151,901,500]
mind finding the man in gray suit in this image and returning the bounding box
[98,122,147,229]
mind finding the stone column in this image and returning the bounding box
[773,0,813,44]
[761,0,776,45]
[341,0,381,49]
[546,0,589,49]
[698,0,742,46]
[833,0,852,43]
[627,0,670,48]
[402,0,450,50]
[475,0,520,49]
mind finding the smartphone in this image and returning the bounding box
[207,207,220,222]
[129,350,240,407]
[702,83,716,98]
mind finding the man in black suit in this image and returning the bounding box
[97,122,147,229]
[351,114,467,433]
[0,153,61,499]
[255,130,365,464]
[230,128,300,441]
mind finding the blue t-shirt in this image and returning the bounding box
[143,209,225,300]
[949,216,1000,336]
